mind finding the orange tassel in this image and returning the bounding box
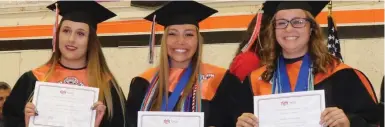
[241,5,263,53]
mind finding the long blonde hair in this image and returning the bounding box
[42,21,126,119]
[150,27,204,111]
[261,10,339,81]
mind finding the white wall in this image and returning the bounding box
[0,38,383,99]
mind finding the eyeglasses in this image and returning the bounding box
[274,18,311,29]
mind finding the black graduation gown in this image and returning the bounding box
[244,60,381,127]
[125,63,253,127]
[3,64,125,127]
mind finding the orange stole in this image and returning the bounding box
[249,61,377,102]
[32,64,89,86]
[139,63,227,101]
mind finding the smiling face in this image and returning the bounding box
[165,24,198,66]
[274,9,312,57]
[58,20,90,62]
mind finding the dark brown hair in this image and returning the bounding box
[0,82,10,90]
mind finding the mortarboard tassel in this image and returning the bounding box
[241,5,263,53]
[149,15,156,64]
[52,3,59,52]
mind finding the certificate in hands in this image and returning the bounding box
[29,81,99,127]
[138,111,204,127]
[254,90,325,127]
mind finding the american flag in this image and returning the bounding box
[327,15,343,62]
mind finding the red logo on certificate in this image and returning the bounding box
[281,101,288,106]
[164,119,170,124]
[60,90,66,94]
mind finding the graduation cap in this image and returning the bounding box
[262,1,329,17]
[143,1,218,64]
[47,1,116,31]
[143,1,218,28]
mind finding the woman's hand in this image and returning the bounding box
[236,113,258,127]
[320,107,350,127]
[92,101,106,127]
[24,102,38,127]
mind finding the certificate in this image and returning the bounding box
[138,111,204,127]
[254,90,325,127]
[29,81,99,127]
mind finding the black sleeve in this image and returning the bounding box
[99,81,126,127]
[322,69,380,127]
[3,71,37,127]
[125,77,149,127]
[208,71,254,127]
[241,75,255,113]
